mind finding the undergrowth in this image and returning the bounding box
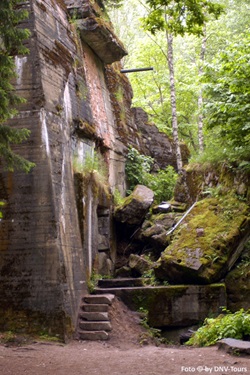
[125,147,177,203]
[73,151,109,196]
[138,307,167,346]
[186,308,250,347]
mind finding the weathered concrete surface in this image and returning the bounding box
[217,338,250,356]
[0,0,189,339]
[132,108,190,171]
[225,247,250,312]
[154,198,250,285]
[94,284,226,328]
[83,294,115,305]
[97,278,145,288]
[66,0,127,66]
[114,185,154,226]
[77,17,127,64]
[81,303,109,312]
[78,330,109,340]
[139,212,181,253]
[79,312,109,321]
[174,163,250,206]
[0,0,130,339]
[129,254,152,276]
[0,0,88,339]
[79,321,112,331]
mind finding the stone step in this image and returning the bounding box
[79,312,109,321]
[83,294,115,305]
[97,278,145,289]
[94,287,141,295]
[81,303,109,312]
[79,321,112,332]
[78,330,109,341]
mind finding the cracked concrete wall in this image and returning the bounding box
[0,0,128,338]
[0,0,178,338]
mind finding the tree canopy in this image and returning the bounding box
[0,0,34,172]
[142,0,224,36]
[203,30,250,164]
[109,0,250,169]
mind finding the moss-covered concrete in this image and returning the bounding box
[95,284,226,328]
[225,244,250,312]
[0,307,73,342]
[155,196,250,284]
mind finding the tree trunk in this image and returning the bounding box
[198,26,207,152]
[166,30,183,172]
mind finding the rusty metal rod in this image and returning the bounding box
[120,67,154,73]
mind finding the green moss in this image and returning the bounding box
[166,196,248,260]
[0,308,72,342]
[130,285,189,311]
[157,194,249,283]
[114,190,145,212]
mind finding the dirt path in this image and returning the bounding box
[0,299,249,375]
[0,340,249,375]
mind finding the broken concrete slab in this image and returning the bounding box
[140,212,181,252]
[114,185,154,226]
[217,338,250,356]
[129,254,152,276]
[77,17,127,64]
[154,198,250,284]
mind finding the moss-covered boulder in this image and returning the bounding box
[114,185,154,226]
[129,254,152,276]
[154,196,250,284]
[174,163,250,205]
[140,212,182,254]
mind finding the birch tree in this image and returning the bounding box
[142,0,223,172]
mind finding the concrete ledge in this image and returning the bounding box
[94,284,226,328]
[77,17,127,64]
[217,338,250,356]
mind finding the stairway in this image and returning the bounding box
[78,293,115,341]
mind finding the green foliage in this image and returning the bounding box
[138,307,168,345]
[0,0,34,172]
[0,1,30,56]
[142,0,224,37]
[104,0,123,9]
[142,268,162,286]
[203,29,250,164]
[146,166,178,203]
[73,151,109,196]
[125,147,178,203]
[87,272,109,293]
[87,272,101,293]
[187,309,250,347]
[125,147,154,192]
[0,330,16,343]
[0,201,4,219]
[113,188,125,206]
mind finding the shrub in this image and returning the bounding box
[125,147,178,203]
[73,151,109,196]
[125,147,154,192]
[186,309,250,347]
